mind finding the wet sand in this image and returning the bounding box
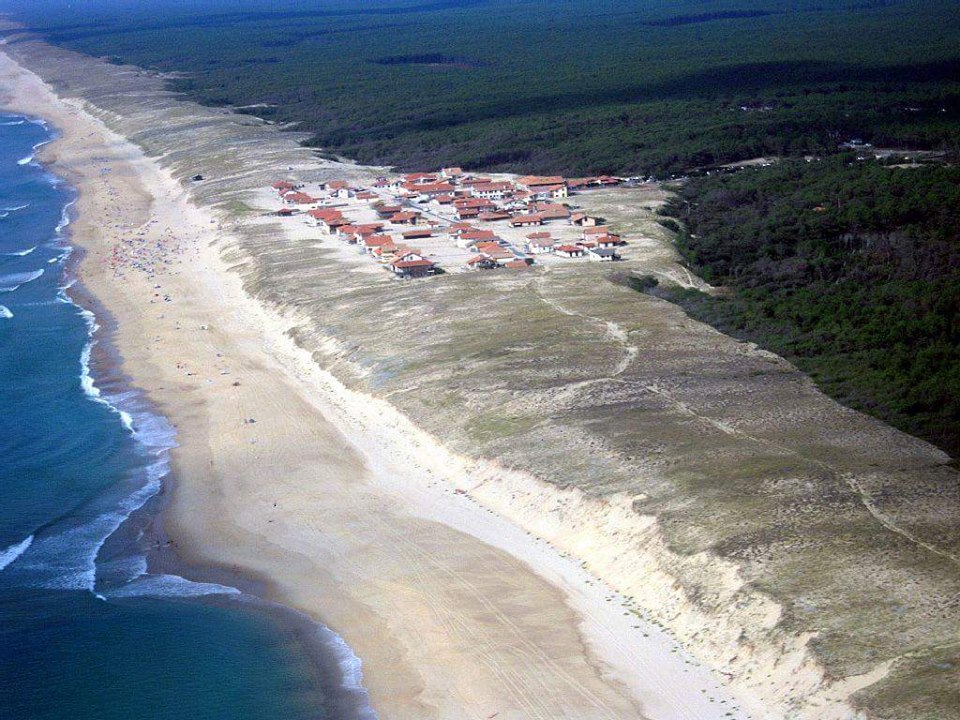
[0,40,750,720]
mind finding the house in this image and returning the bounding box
[570,212,597,227]
[586,246,620,262]
[336,224,359,242]
[528,184,568,200]
[466,255,499,270]
[474,240,506,254]
[509,214,544,228]
[360,234,395,253]
[403,172,439,186]
[457,207,481,220]
[307,208,347,232]
[504,259,533,269]
[402,228,433,241]
[352,223,386,243]
[470,181,514,201]
[454,197,497,211]
[275,207,296,217]
[555,244,585,258]
[322,180,351,193]
[390,211,421,225]
[529,202,570,221]
[356,190,378,201]
[489,249,515,264]
[477,210,512,222]
[402,181,455,198]
[283,191,316,206]
[459,176,493,188]
[474,245,514,264]
[371,240,400,260]
[456,230,498,248]
[321,181,357,199]
[582,225,610,241]
[272,180,301,194]
[516,176,569,198]
[527,238,555,254]
[436,194,455,205]
[516,175,564,190]
[440,167,463,180]
[596,234,626,248]
[391,255,435,278]
[374,203,403,218]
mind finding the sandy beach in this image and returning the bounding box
[5,23,959,720]
[0,42,758,720]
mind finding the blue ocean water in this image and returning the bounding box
[0,115,374,720]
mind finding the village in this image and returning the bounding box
[267,168,631,279]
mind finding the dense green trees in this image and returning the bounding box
[7,0,958,454]
[6,0,960,175]
[656,158,960,456]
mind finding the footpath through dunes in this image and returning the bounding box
[3,32,958,720]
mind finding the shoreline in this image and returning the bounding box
[23,111,378,718]
[0,39,752,720]
[6,30,956,720]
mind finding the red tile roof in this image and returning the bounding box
[478,211,512,221]
[517,175,565,187]
[392,259,434,269]
[308,208,343,219]
[510,214,544,226]
[460,230,497,240]
[284,192,316,204]
[472,181,514,193]
[583,225,609,235]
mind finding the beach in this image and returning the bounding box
[0,41,755,720]
[4,26,959,720]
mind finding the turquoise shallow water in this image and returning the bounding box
[0,114,374,720]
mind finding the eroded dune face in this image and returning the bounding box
[5,32,957,720]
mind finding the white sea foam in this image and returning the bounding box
[76,309,135,433]
[9,461,166,592]
[17,155,34,166]
[4,203,29,213]
[0,535,33,571]
[104,573,242,599]
[55,200,75,234]
[0,269,44,292]
[4,246,36,257]
[313,623,379,719]
[0,306,12,319]
[0,120,25,126]
[0,251,177,594]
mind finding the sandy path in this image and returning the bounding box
[0,45,750,720]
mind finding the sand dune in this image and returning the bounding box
[2,28,957,720]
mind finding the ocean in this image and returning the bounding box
[0,114,375,719]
